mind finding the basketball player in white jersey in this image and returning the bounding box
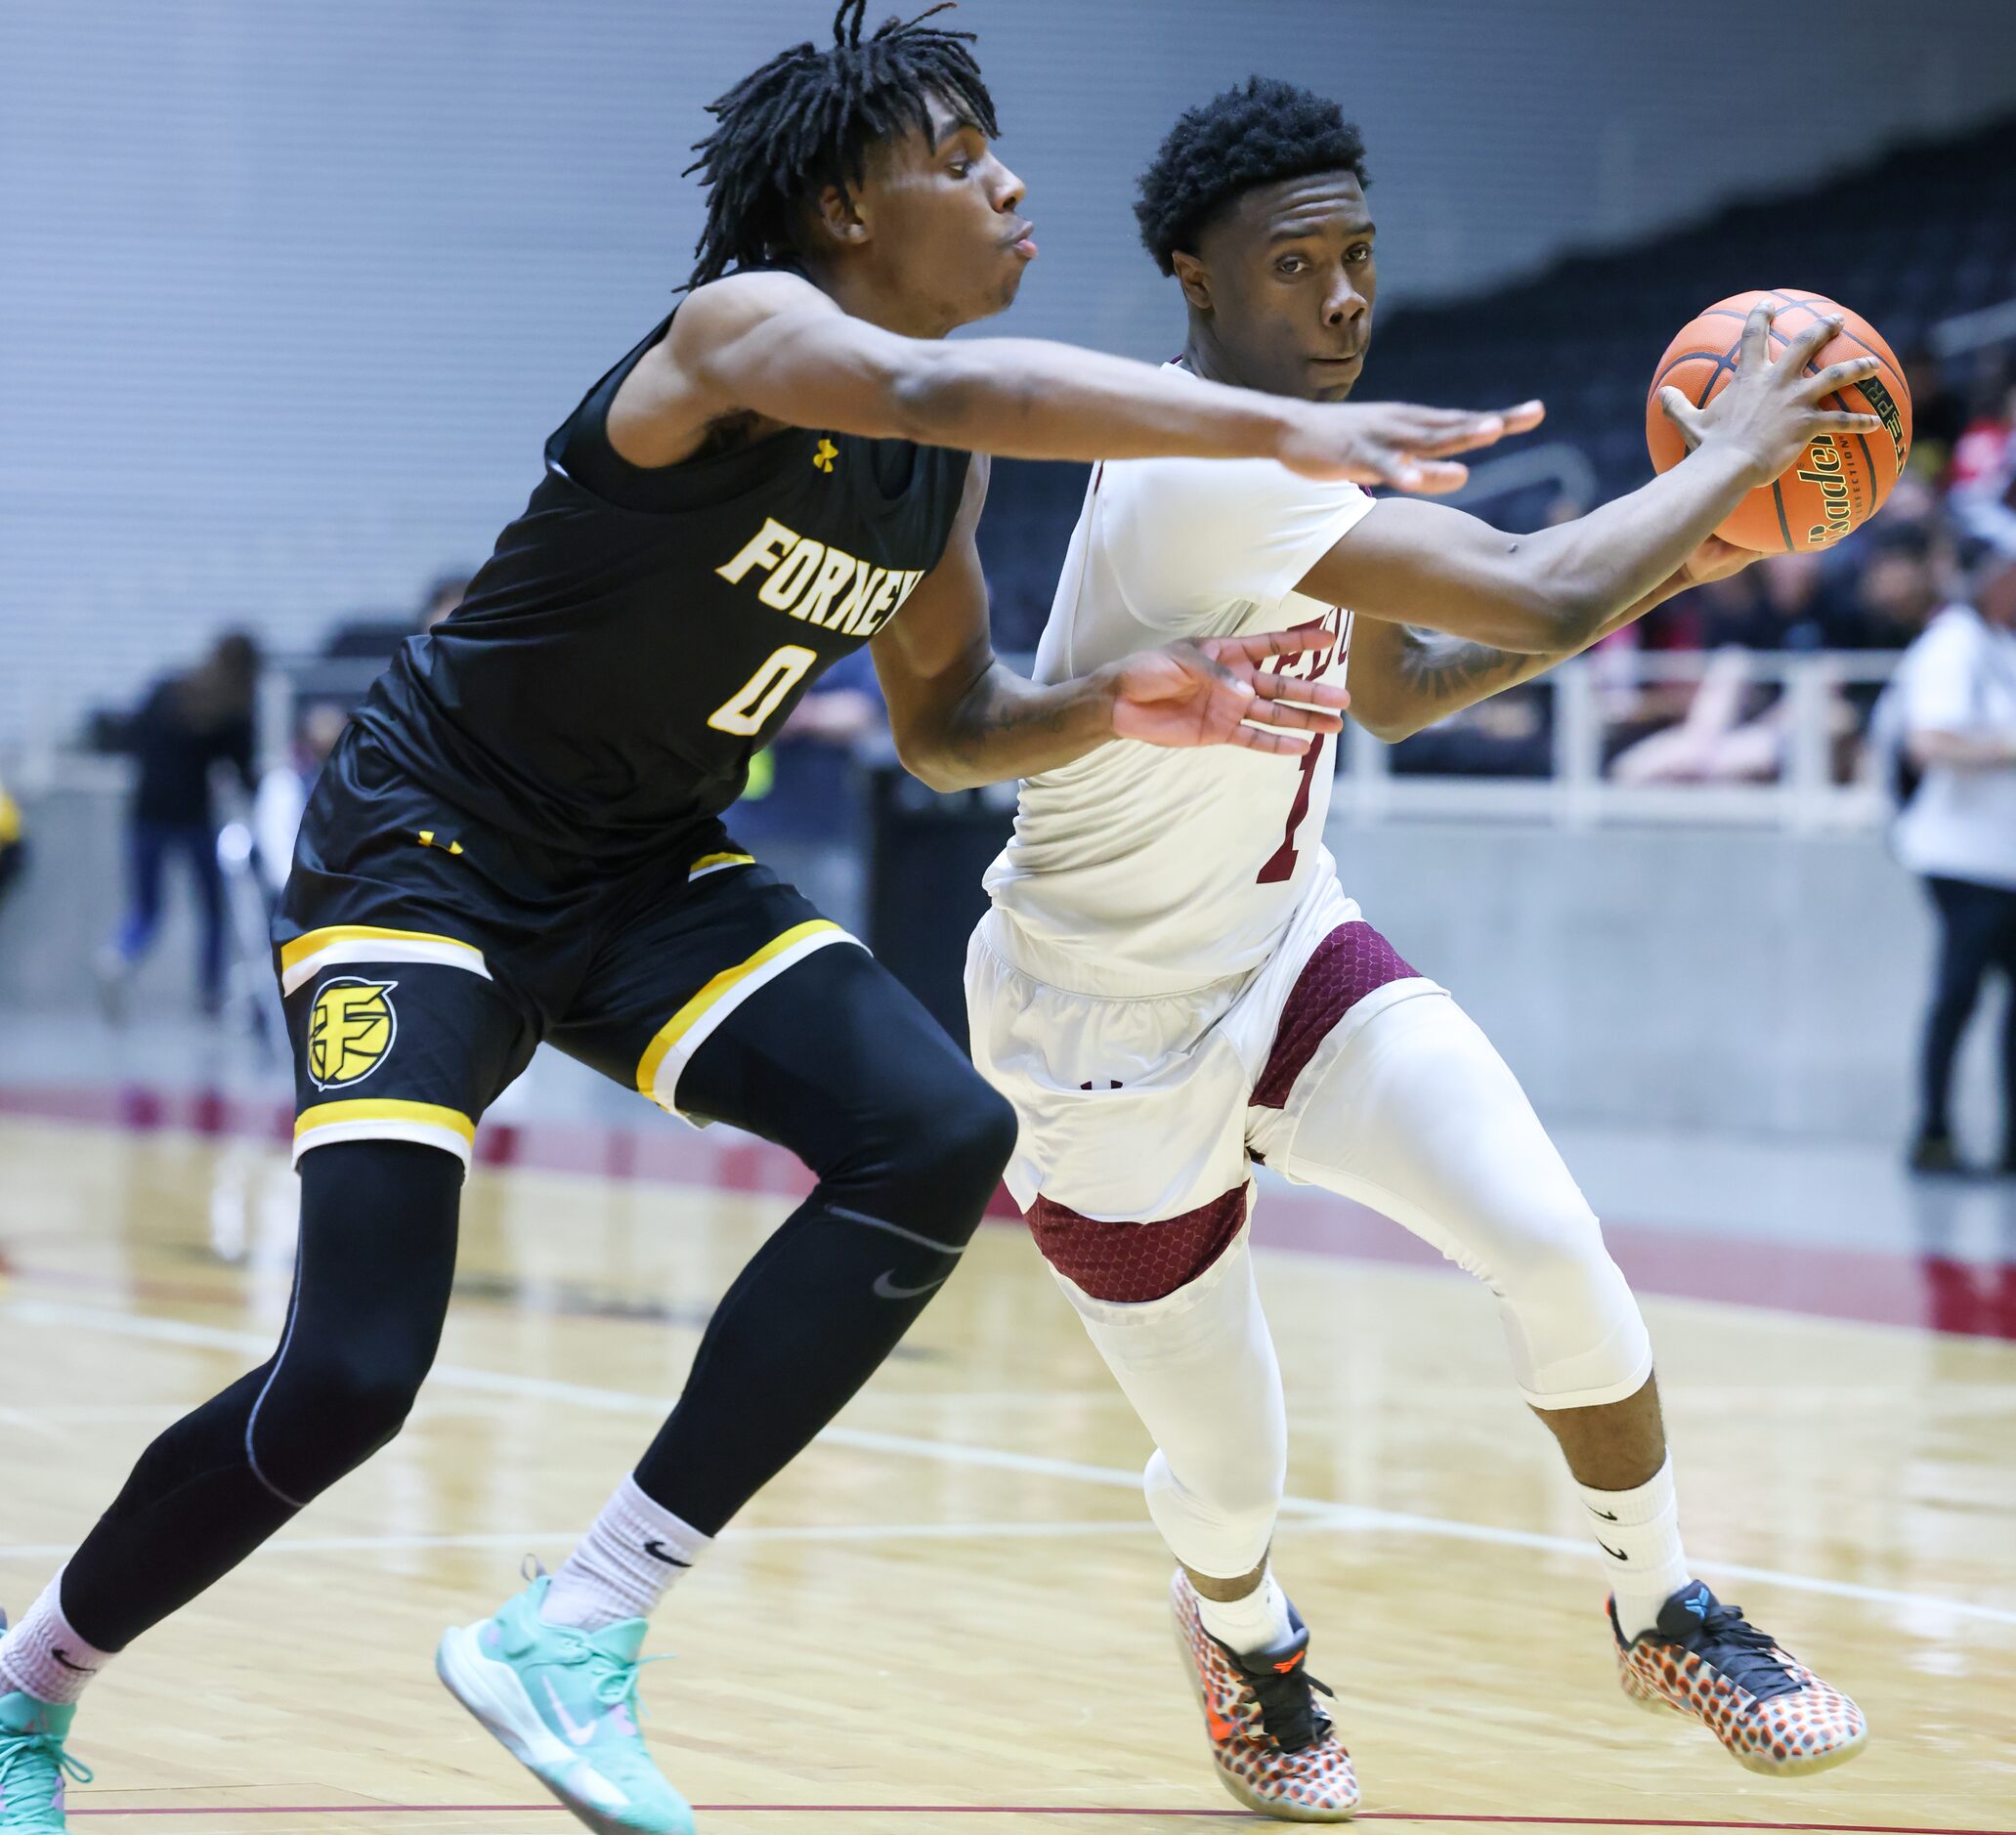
[967,79,1881,1818]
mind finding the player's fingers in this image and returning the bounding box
[1222,627,1330,661]
[1381,454,1469,493]
[1228,721,1314,755]
[1247,669,1350,709]
[1784,311,1845,370]
[1739,299,1777,370]
[1806,356,1882,397]
[1239,698,1344,733]
[1810,410,1884,436]
[1384,405,1493,433]
[1658,386,1706,448]
[1408,400,1545,454]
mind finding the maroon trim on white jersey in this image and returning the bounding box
[1028,1184,1247,1301]
[1251,921,1420,1110]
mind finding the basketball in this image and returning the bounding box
[1644,289,1912,552]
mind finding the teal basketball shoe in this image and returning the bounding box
[436,1573,693,1835]
[0,1611,91,1833]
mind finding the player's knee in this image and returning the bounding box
[255,1341,432,1500]
[879,1071,1016,1227]
[1468,1186,1609,1296]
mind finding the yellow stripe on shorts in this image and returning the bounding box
[294,1098,477,1144]
[279,924,491,997]
[636,918,848,1104]
[280,924,482,974]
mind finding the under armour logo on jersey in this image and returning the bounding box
[812,438,838,473]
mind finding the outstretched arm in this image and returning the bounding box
[873,458,1350,790]
[1301,303,1882,655]
[1345,540,1755,743]
[619,271,1536,491]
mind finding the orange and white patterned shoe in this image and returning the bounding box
[1612,1582,1867,1777]
[1169,1570,1359,1821]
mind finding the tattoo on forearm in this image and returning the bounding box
[945,668,1079,764]
[1395,627,1535,708]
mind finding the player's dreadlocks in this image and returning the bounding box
[684,0,999,290]
[1135,77,1368,277]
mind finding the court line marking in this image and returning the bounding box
[55,1807,2016,1831]
[0,1522,1160,1561]
[8,1298,2016,1632]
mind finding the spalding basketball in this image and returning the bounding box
[1645,289,1911,553]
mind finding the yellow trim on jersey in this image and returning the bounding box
[280,924,483,976]
[636,919,845,1100]
[688,851,755,878]
[294,1098,476,1144]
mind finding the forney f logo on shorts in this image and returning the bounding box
[307,977,399,1088]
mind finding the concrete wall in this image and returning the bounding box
[1329,815,1959,1146]
[5,778,1994,1151]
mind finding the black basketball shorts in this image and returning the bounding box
[274,729,861,1172]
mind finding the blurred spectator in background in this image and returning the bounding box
[1886,554,2016,1174]
[94,631,262,1018]
[1610,530,1948,784]
[1900,342,1968,480]
[1949,371,2016,560]
[322,570,472,660]
[252,701,351,897]
[0,773,23,907]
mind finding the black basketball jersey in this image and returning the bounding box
[356,310,969,865]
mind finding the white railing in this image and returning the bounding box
[1931,293,2016,360]
[1445,440,1600,515]
[1335,649,1903,832]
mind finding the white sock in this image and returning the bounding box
[1577,1457,1691,1642]
[1194,1568,1294,1656]
[0,1573,112,1707]
[539,1475,711,1633]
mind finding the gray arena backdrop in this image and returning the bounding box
[4,0,2016,749]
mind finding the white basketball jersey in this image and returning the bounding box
[984,426,1375,993]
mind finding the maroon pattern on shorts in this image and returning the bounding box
[1028,1185,1247,1302]
[1250,921,1419,1110]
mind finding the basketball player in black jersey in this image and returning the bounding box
[0,10,1534,1829]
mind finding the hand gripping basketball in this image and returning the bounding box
[1649,291,1910,552]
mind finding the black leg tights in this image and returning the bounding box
[633,945,1016,1534]
[61,1141,462,1651]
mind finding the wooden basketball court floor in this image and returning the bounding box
[2,1104,2013,1834]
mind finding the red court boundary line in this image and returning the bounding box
[5,1081,2015,1343]
[58,1810,2016,1831]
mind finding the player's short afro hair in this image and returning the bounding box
[1135,77,1367,277]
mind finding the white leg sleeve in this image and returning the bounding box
[1051,1230,1287,1579]
[1255,991,1653,1410]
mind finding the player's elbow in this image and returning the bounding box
[1354,707,1425,745]
[890,721,975,793]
